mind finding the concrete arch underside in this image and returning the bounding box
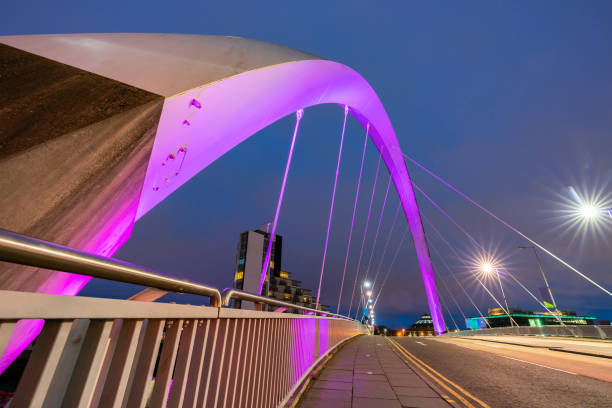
[0,34,445,372]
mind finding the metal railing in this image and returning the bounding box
[0,228,367,407]
[0,228,222,307]
[444,325,612,339]
[220,288,353,320]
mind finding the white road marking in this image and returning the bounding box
[480,343,502,348]
[500,355,577,375]
[416,341,427,346]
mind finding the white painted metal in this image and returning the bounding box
[3,290,365,408]
[168,319,197,408]
[12,320,73,407]
[150,319,183,408]
[124,319,165,408]
[63,319,114,408]
[0,322,16,359]
[183,319,210,408]
[97,319,144,408]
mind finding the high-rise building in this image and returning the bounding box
[232,223,281,309]
[232,223,327,312]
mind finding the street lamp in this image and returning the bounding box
[479,261,515,327]
[579,204,599,219]
[519,245,558,312]
[480,262,493,274]
[363,281,371,288]
[567,186,610,224]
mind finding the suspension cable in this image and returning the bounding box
[372,202,402,288]
[424,228,491,328]
[373,226,409,307]
[416,181,577,328]
[316,106,348,310]
[348,149,383,317]
[397,148,612,297]
[337,123,369,313]
[364,176,392,282]
[438,274,468,327]
[417,204,519,326]
[258,109,303,295]
[439,293,460,330]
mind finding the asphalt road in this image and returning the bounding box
[394,336,612,408]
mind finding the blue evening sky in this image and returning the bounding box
[3,1,611,327]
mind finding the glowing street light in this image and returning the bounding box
[567,186,610,224]
[478,258,515,327]
[366,290,372,297]
[480,262,494,275]
[579,204,599,219]
[363,281,371,288]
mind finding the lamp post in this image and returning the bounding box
[361,281,373,327]
[519,245,558,313]
[481,262,515,327]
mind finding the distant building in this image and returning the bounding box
[466,308,597,329]
[232,223,327,312]
[232,222,281,309]
[404,314,435,336]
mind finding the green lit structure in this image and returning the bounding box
[466,308,597,330]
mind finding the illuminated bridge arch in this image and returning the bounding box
[0,34,445,370]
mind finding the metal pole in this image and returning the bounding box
[520,245,559,312]
[495,270,514,327]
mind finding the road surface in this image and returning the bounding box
[393,336,612,408]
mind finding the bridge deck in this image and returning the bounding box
[298,335,452,408]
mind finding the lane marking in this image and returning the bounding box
[478,343,501,349]
[500,356,577,375]
[388,338,491,408]
[416,341,427,346]
[388,341,476,408]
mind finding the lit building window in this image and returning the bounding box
[280,271,289,278]
[268,291,272,296]
[284,293,291,300]
[269,261,275,269]
[234,271,244,280]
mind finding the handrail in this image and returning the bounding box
[221,288,355,321]
[0,228,222,307]
[0,228,361,320]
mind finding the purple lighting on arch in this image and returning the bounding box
[1,56,449,372]
[130,58,446,333]
[258,109,303,295]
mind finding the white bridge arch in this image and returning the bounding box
[0,34,446,371]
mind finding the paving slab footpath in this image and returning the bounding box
[298,335,453,408]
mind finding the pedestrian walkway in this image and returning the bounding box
[298,335,452,408]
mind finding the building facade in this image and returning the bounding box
[232,224,327,312]
[404,313,436,336]
[466,308,597,329]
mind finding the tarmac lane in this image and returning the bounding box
[392,336,612,408]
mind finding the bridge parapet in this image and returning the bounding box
[0,228,367,407]
[444,325,612,339]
